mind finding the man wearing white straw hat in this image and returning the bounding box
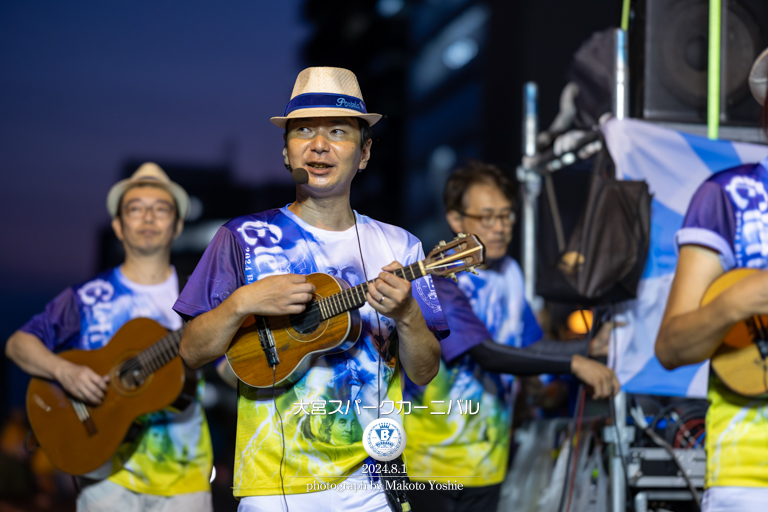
[655,48,768,512]
[6,163,214,511]
[174,67,447,512]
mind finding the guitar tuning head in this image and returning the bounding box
[435,240,447,249]
[469,267,479,275]
[448,272,458,282]
[457,232,467,239]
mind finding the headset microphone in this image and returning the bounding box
[291,167,309,185]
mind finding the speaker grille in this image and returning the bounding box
[641,0,767,124]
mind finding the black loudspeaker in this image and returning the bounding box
[638,0,768,124]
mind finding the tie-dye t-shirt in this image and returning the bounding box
[676,155,768,488]
[19,267,213,496]
[403,257,543,486]
[173,207,447,497]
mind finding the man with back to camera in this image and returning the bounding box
[173,67,448,512]
[403,162,620,512]
[5,163,214,511]
[655,49,768,512]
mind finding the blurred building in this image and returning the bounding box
[405,0,490,248]
[301,0,410,230]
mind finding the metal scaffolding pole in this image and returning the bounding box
[517,82,541,311]
[610,27,629,512]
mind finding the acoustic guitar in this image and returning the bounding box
[26,318,197,476]
[227,233,485,388]
[701,267,768,397]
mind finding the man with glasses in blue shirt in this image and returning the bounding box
[404,162,618,512]
[5,163,214,512]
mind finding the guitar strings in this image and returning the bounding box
[113,329,184,383]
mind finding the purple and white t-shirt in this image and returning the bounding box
[675,155,768,490]
[677,156,768,271]
[21,266,181,351]
[19,267,213,496]
[402,258,543,486]
[174,206,447,496]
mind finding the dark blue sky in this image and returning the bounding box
[0,1,308,291]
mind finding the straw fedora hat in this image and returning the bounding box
[107,162,190,220]
[749,47,768,106]
[270,67,382,128]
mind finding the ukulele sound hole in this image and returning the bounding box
[290,302,322,335]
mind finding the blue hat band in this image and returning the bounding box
[283,93,368,116]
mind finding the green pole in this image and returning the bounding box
[708,0,721,139]
[621,0,631,32]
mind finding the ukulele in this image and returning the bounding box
[26,318,197,476]
[227,233,485,388]
[701,268,768,397]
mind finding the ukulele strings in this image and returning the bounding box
[289,264,421,325]
[752,315,768,393]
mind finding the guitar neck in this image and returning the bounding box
[316,261,425,320]
[131,327,185,379]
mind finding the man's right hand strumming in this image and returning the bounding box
[54,360,110,405]
[5,330,109,406]
[233,274,316,317]
[179,274,315,369]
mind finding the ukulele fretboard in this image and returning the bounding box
[316,262,424,320]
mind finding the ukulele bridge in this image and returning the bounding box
[257,317,280,368]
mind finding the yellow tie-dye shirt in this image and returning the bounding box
[676,162,768,489]
[173,208,448,497]
[108,381,213,495]
[705,375,768,488]
[20,267,213,496]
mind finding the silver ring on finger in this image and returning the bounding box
[379,296,385,304]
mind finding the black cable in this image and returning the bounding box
[629,400,702,511]
[23,430,37,453]
[72,476,82,494]
[353,214,382,422]
[649,402,680,432]
[640,424,701,510]
[354,213,409,512]
[273,366,289,512]
[557,385,585,512]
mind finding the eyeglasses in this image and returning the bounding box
[122,202,175,220]
[459,211,516,228]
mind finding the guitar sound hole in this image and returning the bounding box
[118,359,145,390]
[290,302,322,335]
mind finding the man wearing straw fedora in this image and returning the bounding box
[5,163,215,511]
[174,67,447,511]
[655,48,768,512]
